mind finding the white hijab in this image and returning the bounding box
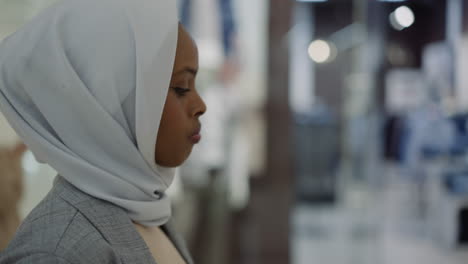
[0,0,178,226]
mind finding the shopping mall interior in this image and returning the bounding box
[1,0,468,263]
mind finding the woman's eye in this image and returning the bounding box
[171,87,190,97]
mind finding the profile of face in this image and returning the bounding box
[154,24,206,167]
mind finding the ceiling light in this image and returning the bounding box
[389,5,414,30]
[308,39,336,63]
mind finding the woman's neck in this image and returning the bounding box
[132,222,186,264]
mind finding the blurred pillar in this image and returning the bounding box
[289,3,314,113]
[0,144,27,250]
[464,2,468,34]
[447,0,464,107]
[237,0,293,264]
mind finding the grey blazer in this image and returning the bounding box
[0,176,193,264]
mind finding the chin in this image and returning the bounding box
[156,153,192,168]
[155,146,194,168]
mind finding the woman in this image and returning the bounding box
[0,0,206,263]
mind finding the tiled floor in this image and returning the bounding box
[292,167,468,264]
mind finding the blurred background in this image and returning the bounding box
[1,0,468,263]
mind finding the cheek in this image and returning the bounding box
[162,96,186,132]
[154,95,192,167]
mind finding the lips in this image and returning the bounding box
[190,126,202,144]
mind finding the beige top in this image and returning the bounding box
[133,223,187,264]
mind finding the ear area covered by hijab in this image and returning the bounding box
[0,0,178,227]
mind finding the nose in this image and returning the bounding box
[192,91,207,118]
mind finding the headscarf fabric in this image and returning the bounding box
[0,0,178,226]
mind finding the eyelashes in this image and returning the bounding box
[171,87,190,97]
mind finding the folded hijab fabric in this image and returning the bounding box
[0,0,178,226]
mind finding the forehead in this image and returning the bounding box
[173,26,198,71]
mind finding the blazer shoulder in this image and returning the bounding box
[1,252,72,264]
[1,187,120,264]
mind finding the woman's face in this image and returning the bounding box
[155,25,206,167]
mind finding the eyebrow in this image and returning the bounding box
[175,66,198,76]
